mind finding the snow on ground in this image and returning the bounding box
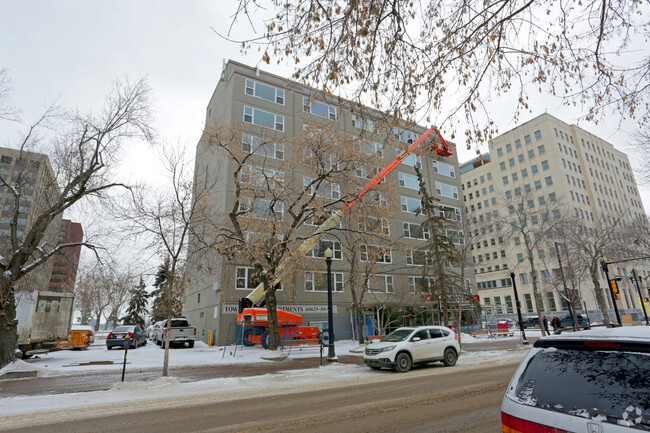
[0,332,536,429]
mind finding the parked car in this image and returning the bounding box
[71,325,95,343]
[106,325,147,350]
[518,316,540,329]
[363,326,460,372]
[502,326,649,432]
[147,322,162,341]
[155,318,196,349]
[557,313,589,328]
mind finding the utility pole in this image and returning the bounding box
[632,269,649,326]
[555,242,575,326]
[599,257,622,325]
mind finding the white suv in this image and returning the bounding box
[363,326,460,372]
[502,326,650,432]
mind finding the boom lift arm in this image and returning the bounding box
[239,126,452,312]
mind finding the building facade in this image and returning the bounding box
[184,60,473,345]
[0,147,62,293]
[460,113,649,323]
[48,219,83,293]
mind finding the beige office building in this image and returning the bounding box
[184,61,473,345]
[460,113,648,323]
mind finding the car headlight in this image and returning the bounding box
[377,345,396,353]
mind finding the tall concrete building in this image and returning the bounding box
[48,219,83,293]
[184,60,472,345]
[0,147,62,293]
[460,113,648,323]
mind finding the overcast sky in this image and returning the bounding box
[1,1,648,270]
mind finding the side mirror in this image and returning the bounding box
[412,337,421,342]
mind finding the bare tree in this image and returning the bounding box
[630,129,650,185]
[496,188,565,336]
[0,77,154,368]
[202,122,365,351]
[226,1,650,146]
[105,268,136,328]
[114,144,206,377]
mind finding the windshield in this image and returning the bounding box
[113,326,133,333]
[514,348,650,431]
[382,329,413,342]
[171,319,189,327]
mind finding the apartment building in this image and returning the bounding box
[48,219,83,293]
[460,113,648,322]
[0,147,62,293]
[184,60,472,345]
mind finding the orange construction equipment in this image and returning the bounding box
[57,329,91,350]
[237,126,453,347]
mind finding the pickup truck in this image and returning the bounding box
[155,318,196,349]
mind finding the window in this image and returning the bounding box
[518,154,525,163]
[303,177,340,199]
[521,168,528,178]
[245,79,284,104]
[352,115,375,132]
[541,160,549,170]
[433,160,455,177]
[305,271,343,292]
[398,172,419,190]
[406,250,429,266]
[392,128,419,143]
[358,217,390,236]
[310,240,342,260]
[438,205,462,221]
[243,106,284,131]
[435,182,459,199]
[537,144,545,155]
[408,276,434,293]
[497,148,503,157]
[531,164,538,174]
[367,275,394,293]
[512,172,519,182]
[509,158,515,167]
[236,267,260,290]
[242,134,284,160]
[506,143,512,153]
[360,141,383,157]
[549,192,557,202]
[401,196,424,214]
[517,253,524,263]
[400,152,422,168]
[503,176,509,185]
[303,97,336,120]
[360,245,392,263]
[528,149,535,159]
[500,162,506,171]
[0,156,12,164]
[534,130,542,140]
[355,164,379,179]
[403,222,430,239]
[239,197,284,220]
[515,139,522,149]
[545,176,553,186]
[538,196,546,206]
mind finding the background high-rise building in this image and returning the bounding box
[0,147,61,294]
[184,61,473,345]
[460,113,649,323]
[48,219,83,293]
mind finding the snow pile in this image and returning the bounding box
[0,359,58,378]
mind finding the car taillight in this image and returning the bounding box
[194,328,197,335]
[127,333,134,338]
[501,412,568,433]
[107,333,113,339]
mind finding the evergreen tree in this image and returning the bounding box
[121,277,151,329]
[415,166,462,326]
[150,258,184,322]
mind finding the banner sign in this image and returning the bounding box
[222,304,336,314]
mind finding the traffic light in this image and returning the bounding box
[610,280,621,300]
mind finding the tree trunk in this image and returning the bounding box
[265,285,279,351]
[528,251,548,336]
[0,286,18,368]
[94,311,103,332]
[354,304,365,345]
[590,264,610,325]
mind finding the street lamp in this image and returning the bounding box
[598,256,622,324]
[324,247,338,362]
[510,272,528,345]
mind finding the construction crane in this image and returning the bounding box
[237,126,453,347]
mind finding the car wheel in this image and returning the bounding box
[188,341,194,348]
[443,348,457,367]
[242,329,255,347]
[106,346,111,350]
[261,331,270,350]
[394,353,412,373]
[534,323,540,329]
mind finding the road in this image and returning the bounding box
[4,359,521,433]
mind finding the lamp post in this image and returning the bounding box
[632,269,649,326]
[510,272,528,345]
[324,247,337,362]
[599,256,622,325]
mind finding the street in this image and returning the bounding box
[2,357,522,433]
